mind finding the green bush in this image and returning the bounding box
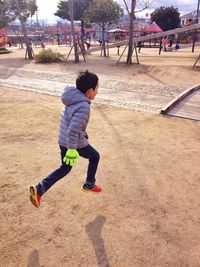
[35,48,64,63]
[0,47,6,51]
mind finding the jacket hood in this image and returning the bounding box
[61,85,90,106]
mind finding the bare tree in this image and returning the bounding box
[28,19,47,39]
[69,0,79,63]
[15,0,34,58]
[9,22,24,48]
[122,0,153,64]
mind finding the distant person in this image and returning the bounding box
[98,40,102,46]
[167,38,173,51]
[138,41,142,53]
[85,41,91,49]
[169,38,173,47]
[162,37,169,52]
[187,19,193,26]
[40,42,45,50]
[175,41,180,51]
[7,38,11,47]
[29,70,102,208]
[159,39,163,54]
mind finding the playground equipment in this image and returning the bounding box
[193,53,200,68]
[161,84,200,121]
[65,41,86,62]
[87,23,200,57]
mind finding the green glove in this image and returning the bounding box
[63,149,79,166]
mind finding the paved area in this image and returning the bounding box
[0,66,178,113]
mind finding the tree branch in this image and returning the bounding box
[123,0,153,15]
[136,0,154,12]
[134,6,149,13]
[122,0,130,15]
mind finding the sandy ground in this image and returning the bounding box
[0,44,200,89]
[0,46,200,267]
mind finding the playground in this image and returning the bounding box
[0,44,200,266]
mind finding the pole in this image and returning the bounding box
[192,0,200,52]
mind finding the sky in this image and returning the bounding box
[35,0,198,23]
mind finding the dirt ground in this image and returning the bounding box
[0,45,200,89]
[0,46,200,267]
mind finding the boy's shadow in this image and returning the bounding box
[27,249,44,267]
[85,215,110,267]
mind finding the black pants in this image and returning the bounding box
[37,144,100,196]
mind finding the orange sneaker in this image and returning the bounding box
[30,185,41,208]
[82,184,102,193]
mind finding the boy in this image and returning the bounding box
[30,70,102,208]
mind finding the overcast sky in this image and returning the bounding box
[35,0,198,23]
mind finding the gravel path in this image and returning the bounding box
[0,66,180,114]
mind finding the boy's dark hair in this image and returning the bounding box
[76,70,98,94]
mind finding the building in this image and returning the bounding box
[106,14,149,37]
[180,11,199,26]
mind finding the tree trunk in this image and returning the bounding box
[15,0,33,59]
[102,23,107,57]
[126,0,136,64]
[192,0,200,52]
[80,20,86,55]
[19,35,23,49]
[69,0,79,63]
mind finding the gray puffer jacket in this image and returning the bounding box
[58,86,91,149]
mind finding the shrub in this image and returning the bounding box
[0,46,11,54]
[0,47,6,51]
[35,48,64,63]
